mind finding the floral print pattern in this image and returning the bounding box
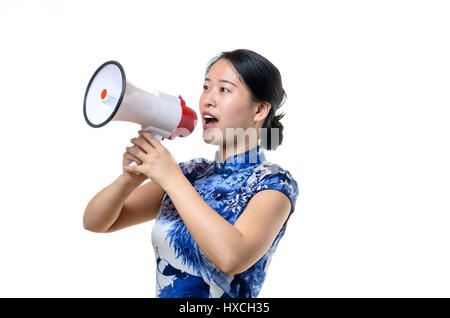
[151,145,299,298]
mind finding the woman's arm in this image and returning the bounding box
[165,171,292,275]
[122,130,292,274]
[83,175,164,233]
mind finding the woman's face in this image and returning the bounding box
[199,58,260,146]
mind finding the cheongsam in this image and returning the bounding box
[151,145,299,298]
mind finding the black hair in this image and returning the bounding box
[204,49,287,150]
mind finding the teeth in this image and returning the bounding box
[204,114,214,119]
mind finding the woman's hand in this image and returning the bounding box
[121,132,148,185]
[123,130,181,190]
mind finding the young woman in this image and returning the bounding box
[83,49,299,298]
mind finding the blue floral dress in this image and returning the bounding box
[151,145,299,298]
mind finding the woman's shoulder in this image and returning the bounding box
[247,161,299,213]
[252,161,297,184]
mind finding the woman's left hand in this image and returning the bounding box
[124,130,181,190]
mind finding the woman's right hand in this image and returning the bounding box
[121,133,148,185]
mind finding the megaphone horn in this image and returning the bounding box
[83,60,198,165]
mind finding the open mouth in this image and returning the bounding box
[203,114,219,128]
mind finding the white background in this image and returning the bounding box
[0,0,449,297]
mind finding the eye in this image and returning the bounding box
[203,85,230,93]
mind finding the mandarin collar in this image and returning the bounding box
[213,145,266,176]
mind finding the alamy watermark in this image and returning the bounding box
[170,126,280,164]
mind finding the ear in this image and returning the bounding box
[253,101,271,125]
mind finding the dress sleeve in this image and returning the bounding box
[253,167,299,216]
[178,160,188,175]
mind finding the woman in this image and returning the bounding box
[83,49,299,298]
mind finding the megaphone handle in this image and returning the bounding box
[129,134,163,166]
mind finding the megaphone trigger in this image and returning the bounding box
[129,161,138,167]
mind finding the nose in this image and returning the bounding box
[202,87,218,109]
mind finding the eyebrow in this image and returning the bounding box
[204,77,238,88]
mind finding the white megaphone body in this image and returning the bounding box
[83,60,198,166]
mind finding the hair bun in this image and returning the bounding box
[261,111,285,150]
[271,112,284,130]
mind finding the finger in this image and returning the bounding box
[126,146,146,161]
[138,130,162,150]
[123,164,142,174]
[129,138,148,153]
[124,152,142,165]
[130,137,153,154]
[124,164,141,175]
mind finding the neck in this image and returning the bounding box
[217,140,259,163]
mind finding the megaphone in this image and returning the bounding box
[83,60,198,166]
